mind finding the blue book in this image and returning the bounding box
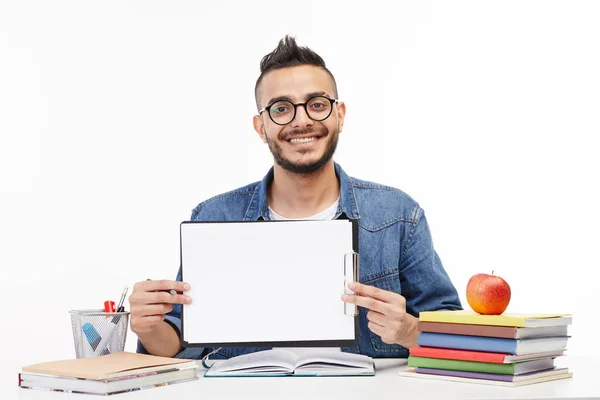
[417,332,569,355]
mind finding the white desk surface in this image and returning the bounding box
[12,356,600,400]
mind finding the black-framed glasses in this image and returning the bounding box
[259,96,338,126]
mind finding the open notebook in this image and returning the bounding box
[204,349,375,377]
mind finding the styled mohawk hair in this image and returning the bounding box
[254,35,338,109]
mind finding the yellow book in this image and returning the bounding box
[419,310,572,328]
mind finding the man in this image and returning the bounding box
[129,36,462,360]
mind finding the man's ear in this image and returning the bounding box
[336,101,346,134]
[253,114,268,143]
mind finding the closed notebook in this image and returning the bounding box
[398,367,572,387]
[19,368,198,396]
[419,310,572,328]
[204,349,375,377]
[418,321,569,339]
[409,346,565,363]
[19,352,199,395]
[407,356,555,375]
[417,332,569,355]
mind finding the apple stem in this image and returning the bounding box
[492,270,494,275]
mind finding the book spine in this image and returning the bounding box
[418,322,517,338]
[415,367,514,382]
[408,356,514,374]
[417,332,517,354]
[419,312,526,327]
[410,346,507,363]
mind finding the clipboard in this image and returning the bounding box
[179,219,359,348]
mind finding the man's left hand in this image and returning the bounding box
[341,282,419,348]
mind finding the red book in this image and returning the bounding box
[409,346,564,364]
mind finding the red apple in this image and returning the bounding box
[466,271,511,315]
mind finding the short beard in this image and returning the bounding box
[266,126,339,175]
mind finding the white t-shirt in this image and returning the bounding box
[270,196,342,355]
[269,197,340,221]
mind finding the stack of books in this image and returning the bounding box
[398,310,573,386]
[19,351,199,395]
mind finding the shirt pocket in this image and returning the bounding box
[361,267,408,355]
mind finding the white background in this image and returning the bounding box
[1,0,599,393]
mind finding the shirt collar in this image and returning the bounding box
[244,162,360,221]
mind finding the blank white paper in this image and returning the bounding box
[180,220,356,345]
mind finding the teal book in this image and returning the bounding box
[407,356,555,375]
[204,349,375,377]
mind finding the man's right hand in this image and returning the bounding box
[128,279,192,335]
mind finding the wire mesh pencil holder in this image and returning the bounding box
[69,309,130,359]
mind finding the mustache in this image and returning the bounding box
[279,126,328,141]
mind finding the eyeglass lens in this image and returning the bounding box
[269,96,333,125]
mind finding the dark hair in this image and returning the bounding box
[254,35,338,109]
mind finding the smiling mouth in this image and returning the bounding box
[286,133,325,144]
[289,137,318,143]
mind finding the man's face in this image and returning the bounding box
[253,65,346,174]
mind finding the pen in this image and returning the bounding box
[111,286,129,324]
[146,278,177,295]
[116,286,128,310]
[93,286,129,357]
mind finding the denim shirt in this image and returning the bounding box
[137,162,462,359]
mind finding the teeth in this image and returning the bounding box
[290,137,317,143]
